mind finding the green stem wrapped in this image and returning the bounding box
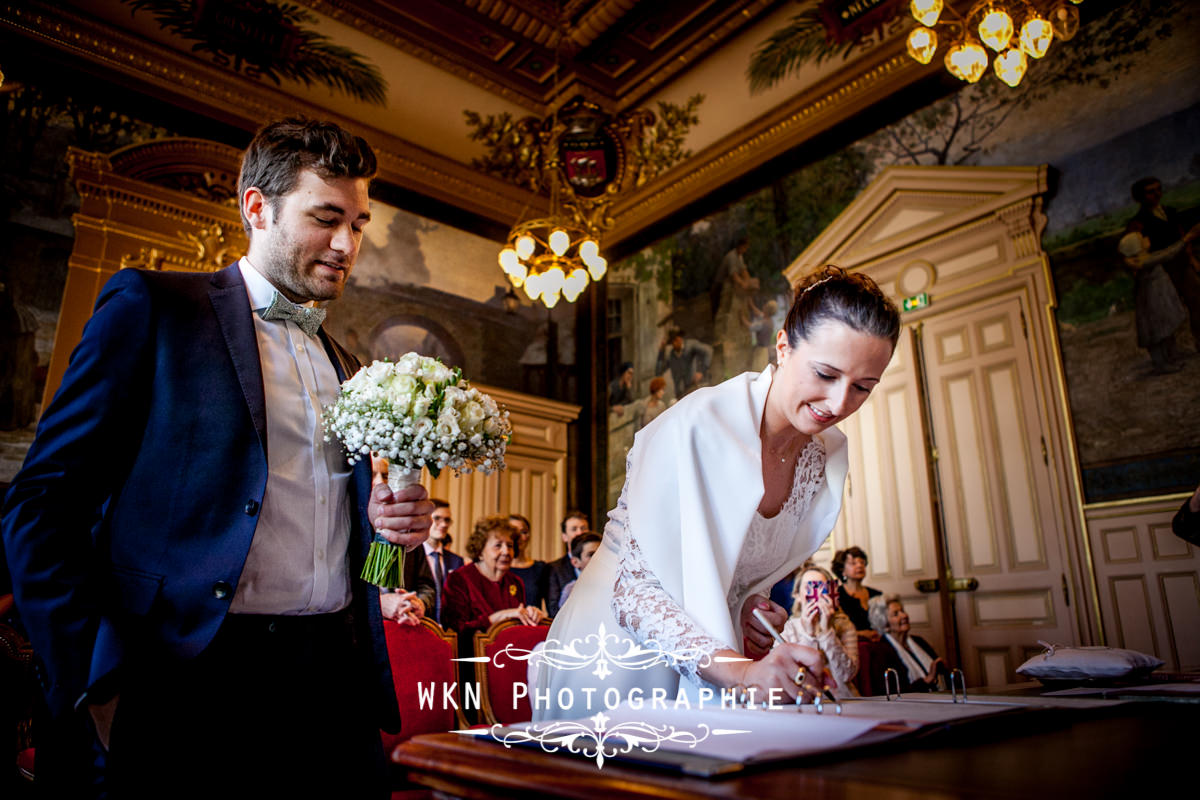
[360,462,421,589]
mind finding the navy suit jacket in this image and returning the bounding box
[545,554,576,617]
[1,264,398,727]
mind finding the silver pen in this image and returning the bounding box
[751,607,842,712]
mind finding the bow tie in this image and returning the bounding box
[258,292,326,337]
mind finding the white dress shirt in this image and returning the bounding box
[230,258,352,615]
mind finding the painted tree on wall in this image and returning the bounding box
[857,0,1192,168]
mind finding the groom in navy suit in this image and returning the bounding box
[1,118,432,797]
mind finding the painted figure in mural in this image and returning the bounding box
[1130,177,1200,350]
[535,265,899,721]
[1,117,433,797]
[749,298,780,372]
[711,236,761,376]
[1173,481,1200,546]
[637,376,670,431]
[1117,222,1200,374]
[0,281,39,431]
[778,562,859,698]
[655,328,713,398]
[608,360,635,414]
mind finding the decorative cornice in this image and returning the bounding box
[295,0,547,113]
[605,37,934,245]
[2,1,542,229]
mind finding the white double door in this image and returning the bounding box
[835,291,1077,687]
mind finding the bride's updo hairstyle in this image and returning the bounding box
[783,265,901,349]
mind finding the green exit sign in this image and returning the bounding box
[902,292,930,312]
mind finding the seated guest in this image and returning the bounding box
[441,516,547,639]
[833,546,881,640]
[779,563,859,697]
[558,533,602,610]
[868,594,947,693]
[546,511,590,616]
[507,513,548,610]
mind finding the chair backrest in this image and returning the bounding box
[474,619,551,725]
[854,637,894,697]
[381,618,467,752]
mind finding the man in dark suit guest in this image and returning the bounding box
[1,117,432,798]
[423,498,464,623]
[546,511,590,616]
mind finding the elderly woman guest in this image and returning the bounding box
[441,516,547,637]
[778,563,859,697]
[535,265,900,720]
[507,513,548,611]
[833,546,881,639]
[868,593,947,693]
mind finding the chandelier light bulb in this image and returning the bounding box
[906,26,938,64]
[909,0,943,27]
[945,41,988,83]
[542,266,566,297]
[542,288,561,308]
[548,229,570,256]
[978,7,1014,52]
[522,271,541,301]
[993,47,1027,87]
[498,248,519,274]
[563,269,589,302]
[1019,15,1053,58]
[587,255,608,281]
[515,235,535,260]
[509,260,528,285]
[579,239,600,261]
[1050,3,1080,41]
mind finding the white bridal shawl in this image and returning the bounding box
[534,367,848,720]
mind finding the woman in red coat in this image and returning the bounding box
[441,516,547,637]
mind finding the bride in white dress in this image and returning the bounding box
[532,266,899,721]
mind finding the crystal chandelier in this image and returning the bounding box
[494,88,648,310]
[499,215,606,309]
[905,0,1083,88]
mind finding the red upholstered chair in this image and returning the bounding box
[380,618,467,754]
[1,594,36,787]
[853,636,893,697]
[474,619,550,726]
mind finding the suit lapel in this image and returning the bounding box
[209,263,268,455]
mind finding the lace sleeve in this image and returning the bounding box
[610,508,728,685]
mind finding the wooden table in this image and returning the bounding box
[393,701,1193,798]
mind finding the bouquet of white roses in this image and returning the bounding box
[322,353,511,588]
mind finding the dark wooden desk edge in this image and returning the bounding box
[393,733,946,800]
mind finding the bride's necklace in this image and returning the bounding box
[764,431,804,464]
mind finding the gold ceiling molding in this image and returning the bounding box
[566,0,638,49]
[3,0,542,228]
[295,0,546,112]
[294,0,775,114]
[605,38,933,244]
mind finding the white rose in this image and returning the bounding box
[436,413,460,438]
[461,401,485,431]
